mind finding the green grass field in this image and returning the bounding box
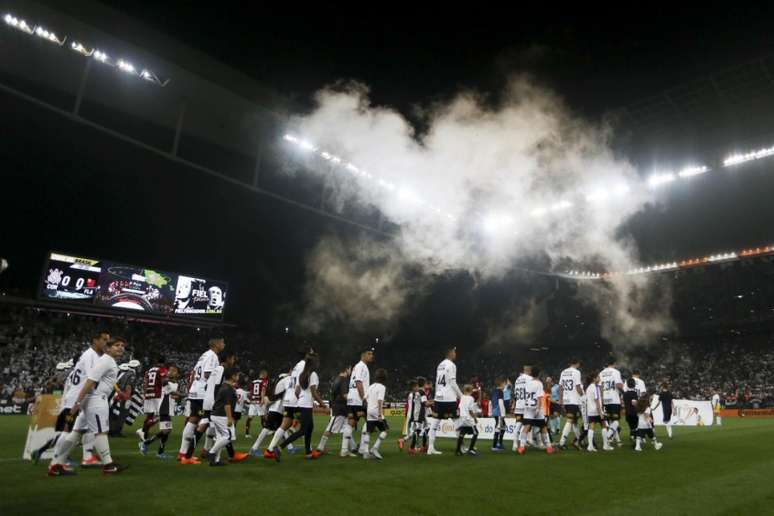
[1,416,773,516]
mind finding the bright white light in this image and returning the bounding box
[345,163,359,173]
[482,214,514,235]
[3,14,14,25]
[724,144,774,167]
[678,165,708,178]
[117,59,136,73]
[647,172,676,188]
[93,50,109,63]
[298,140,316,152]
[283,134,298,143]
[397,187,422,205]
[550,200,573,212]
[585,189,609,203]
[530,207,548,218]
[330,156,341,164]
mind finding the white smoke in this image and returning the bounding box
[291,77,672,344]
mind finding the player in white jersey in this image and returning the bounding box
[455,384,480,456]
[584,371,613,452]
[196,352,236,461]
[32,358,78,463]
[427,346,463,455]
[362,368,389,460]
[178,337,225,464]
[599,356,624,447]
[634,396,663,451]
[711,392,722,425]
[274,354,325,462]
[253,370,292,457]
[517,366,553,455]
[48,337,127,476]
[341,347,374,457]
[511,365,533,452]
[558,358,584,450]
[266,347,315,458]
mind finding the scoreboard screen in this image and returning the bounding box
[38,252,228,319]
[39,253,102,302]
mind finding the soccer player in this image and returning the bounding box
[317,365,351,454]
[420,377,433,451]
[276,354,325,461]
[266,348,313,458]
[200,353,246,463]
[178,337,225,464]
[141,365,181,458]
[31,359,76,464]
[234,377,250,435]
[634,395,663,452]
[632,370,647,396]
[656,382,674,439]
[245,367,269,438]
[207,367,240,466]
[547,376,561,439]
[585,372,613,452]
[558,358,583,450]
[362,368,389,460]
[403,378,426,455]
[427,346,462,455]
[599,355,624,447]
[511,365,532,452]
[711,391,722,425]
[622,378,639,441]
[48,337,128,476]
[252,369,291,457]
[136,356,168,448]
[517,366,553,455]
[455,384,479,456]
[342,347,373,457]
[490,376,506,451]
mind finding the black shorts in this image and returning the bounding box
[636,428,654,439]
[55,408,74,432]
[366,420,389,433]
[347,404,366,421]
[564,405,581,420]
[604,404,621,420]
[283,406,301,420]
[663,410,672,423]
[524,418,546,428]
[550,402,562,415]
[159,414,171,423]
[188,399,204,418]
[626,413,638,429]
[588,415,603,424]
[432,401,458,420]
[264,411,283,431]
[332,405,349,418]
[233,413,242,422]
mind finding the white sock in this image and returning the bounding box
[635,437,642,449]
[251,428,272,451]
[180,422,196,453]
[666,424,672,438]
[267,428,286,451]
[341,425,352,452]
[82,432,95,461]
[602,427,609,447]
[519,429,529,448]
[587,429,594,449]
[513,422,522,450]
[611,421,621,442]
[93,434,113,464]
[574,423,581,440]
[52,431,80,465]
[204,428,215,452]
[716,416,722,425]
[542,432,552,448]
[427,418,438,449]
[210,436,230,460]
[318,434,329,452]
[361,432,371,453]
[374,431,387,451]
[559,422,572,445]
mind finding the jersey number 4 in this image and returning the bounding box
[438,375,446,387]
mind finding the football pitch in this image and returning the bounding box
[1,416,773,516]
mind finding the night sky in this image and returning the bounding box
[3,1,774,343]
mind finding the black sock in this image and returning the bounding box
[158,433,169,454]
[422,433,428,448]
[456,434,464,453]
[186,430,203,458]
[470,433,478,450]
[226,443,235,458]
[410,432,417,449]
[145,434,158,445]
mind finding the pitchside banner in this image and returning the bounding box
[652,399,713,426]
[22,395,60,460]
[436,417,519,440]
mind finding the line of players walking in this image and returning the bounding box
[40,333,672,476]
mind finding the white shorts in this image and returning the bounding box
[210,416,236,441]
[143,398,162,415]
[524,408,542,421]
[324,415,347,434]
[248,404,266,418]
[73,397,109,434]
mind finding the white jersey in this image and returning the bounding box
[524,378,545,419]
[63,347,101,408]
[296,371,319,408]
[514,373,532,412]
[434,359,461,402]
[458,394,478,427]
[162,381,178,417]
[623,377,647,397]
[189,349,219,400]
[347,361,370,405]
[365,382,386,420]
[203,365,225,410]
[559,367,583,405]
[269,376,291,413]
[87,354,119,399]
[235,388,249,414]
[283,360,305,407]
[599,366,623,405]
[586,383,602,417]
[711,394,720,410]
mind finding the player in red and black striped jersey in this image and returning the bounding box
[245,367,269,438]
[136,357,168,446]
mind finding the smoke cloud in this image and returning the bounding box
[290,76,672,346]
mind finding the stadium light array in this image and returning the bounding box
[3,11,169,87]
[647,172,676,188]
[723,144,774,167]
